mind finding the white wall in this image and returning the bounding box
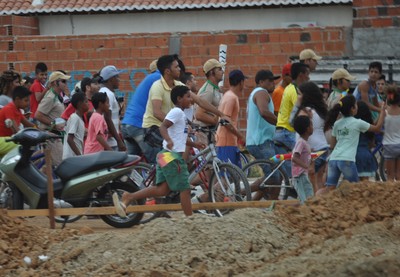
[38,6,353,35]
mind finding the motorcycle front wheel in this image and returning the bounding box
[97,178,145,228]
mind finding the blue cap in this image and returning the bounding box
[100,65,123,81]
[229,69,248,82]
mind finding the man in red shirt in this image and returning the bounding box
[0,86,34,136]
[29,62,48,119]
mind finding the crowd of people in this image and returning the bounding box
[0,49,399,215]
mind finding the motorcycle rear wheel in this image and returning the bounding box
[98,179,145,228]
[0,181,23,210]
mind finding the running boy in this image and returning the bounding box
[292,115,314,204]
[113,85,204,217]
[84,92,112,154]
[0,86,35,136]
[63,92,89,158]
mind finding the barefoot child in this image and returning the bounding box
[63,92,89,159]
[113,85,204,217]
[317,95,385,195]
[292,115,314,204]
[84,92,112,154]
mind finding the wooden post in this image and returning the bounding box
[44,146,55,229]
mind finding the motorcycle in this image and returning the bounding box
[0,128,145,228]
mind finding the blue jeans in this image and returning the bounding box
[293,173,314,204]
[121,124,159,163]
[247,140,280,183]
[326,160,359,187]
[273,129,296,178]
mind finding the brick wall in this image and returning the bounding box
[353,0,400,28]
[0,15,348,129]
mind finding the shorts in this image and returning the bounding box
[383,144,400,160]
[216,146,240,167]
[314,148,330,173]
[155,150,190,192]
[292,174,314,204]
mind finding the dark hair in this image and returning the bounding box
[324,95,356,132]
[70,92,86,109]
[354,101,374,141]
[369,61,382,74]
[12,86,30,100]
[298,81,327,120]
[171,85,190,105]
[0,70,21,95]
[173,54,186,75]
[385,84,400,105]
[293,115,311,136]
[92,92,108,109]
[255,70,271,84]
[291,62,309,80]
[179,72,193,85]
[157,55,179,76]
[80,77,92,93]
[35,62,48,74]
[23,76,34,85]
[378,74,386,81]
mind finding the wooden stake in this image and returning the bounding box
[44,146,55,229]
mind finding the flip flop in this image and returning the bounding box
[112,192,127,218]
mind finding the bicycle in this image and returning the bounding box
[128,124,252,223]
[243,151,326,201]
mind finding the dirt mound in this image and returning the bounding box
[0,210,78,275]
[3,181,400,276]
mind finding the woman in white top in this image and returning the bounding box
[291,81,329,192]
[382,84,400,181]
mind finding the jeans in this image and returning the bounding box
[293,173,314,204]
[326,160,359,187]
[247,140,279,183]
[121,124,159,163]
[273,129,296,178]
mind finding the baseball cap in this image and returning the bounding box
[203,59,225,74]
[48,71,71,84]
[255,70,280,84]
[299,49,322,61]
[282,63,292,76]
[332,68,357,81]
[229,69,248,82]
[100,65,123,81]
[149,59,158,73]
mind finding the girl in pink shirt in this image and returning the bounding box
[84,92,112,154]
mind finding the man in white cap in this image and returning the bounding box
[194,58,224,143]
[99,65,126,151]
[299,49,322,72]
[35,71,70,166]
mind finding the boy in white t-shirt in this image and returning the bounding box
[113,85,205,217]
[62,92,89,159]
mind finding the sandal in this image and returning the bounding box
[112,192,127,218]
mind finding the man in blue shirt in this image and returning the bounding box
[121,65,161,159]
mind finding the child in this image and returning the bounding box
[382,84,400,181]
[317,95,385,195]
[113,85,204,217]
[0,86,35,136]
[63,92,89,159]
[292,115,314,204]
[354,101,377,181]
[84,92,112,154]
[29,62,48,120]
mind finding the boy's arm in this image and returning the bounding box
[67,134,82,155]
[223,121,245,144]
[292,152,308,169]
[159,119,173,150]
[96,133,113,151]
[21,118,35,128]
[103,109,126,151]
[186,139,206,150]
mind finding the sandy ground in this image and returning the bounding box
[1,181,400,276]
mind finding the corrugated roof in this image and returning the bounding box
[0,0,352,15]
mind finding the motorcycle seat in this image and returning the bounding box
[55,151,128,181]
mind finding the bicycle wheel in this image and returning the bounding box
[130,162,160,224]
[208,163,251,217]
[242,159,291,200]
[238,151,250,175]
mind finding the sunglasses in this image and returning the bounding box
[58,79,67,84]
